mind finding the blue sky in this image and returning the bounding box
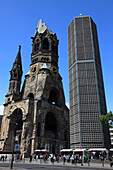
[0,0,113,114]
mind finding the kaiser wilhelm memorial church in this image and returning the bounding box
[0,20,70,156]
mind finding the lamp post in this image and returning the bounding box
[7,106,26,169]
[7,107,19,169]
[10,108,19,169]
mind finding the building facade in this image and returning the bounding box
[0,20,70,156]
[109,128,113,147]
[68,16,111,149]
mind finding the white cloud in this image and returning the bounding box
[0,105,4,115]
[66,103,70,109]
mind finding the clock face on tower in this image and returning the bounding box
[30,65,37,75]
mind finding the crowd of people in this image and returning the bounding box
[28,150,113,166]
[0,155,7,162]
[29,152,102,164]
[0,150,112,166]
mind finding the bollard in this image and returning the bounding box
[88,159,90,166]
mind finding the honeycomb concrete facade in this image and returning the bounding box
[68,16,111,149]
[0,20,70,157]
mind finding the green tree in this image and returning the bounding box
[99,111,113,128]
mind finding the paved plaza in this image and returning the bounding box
[0,160,113,170]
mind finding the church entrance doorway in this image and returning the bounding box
[9,108,23,151]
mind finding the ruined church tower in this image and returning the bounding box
[0,20,70,156]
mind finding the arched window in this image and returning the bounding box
[18,134,21,144]
[27,93,34,100]
[64,129,67,140]
[43,38,49,50]
[37,143,40,149]
[35,43,39,51]
[35,39,39,51]
[37,122,40,137]
[52,44,56,53]
[48,89,58,105]
[14,73,17,78]
[13,82,15,90]
[27,93,34,116]
[10,108,23,134]
[16,109,23,131]
[45,112,57,133]
[41,57,44,61]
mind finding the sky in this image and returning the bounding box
[0,0,113,115]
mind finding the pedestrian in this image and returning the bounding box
[2,155,4,162]
[70,154,74,164]
[22,154,25,163]
[57,155,59,163]
[45,154,48,163]
[63,154,66,165]
[100,155,104,167]
[75,154,78,163]
[43,154,47,163]
[37,153,40,162]
[5,155,7,161]
[34,154,36,161]
[50,154,54,164]
[84,154,88,163]
[73,154,76,165]
[67,155,70,163]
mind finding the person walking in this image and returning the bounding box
[100,154,104,167]
[63,154,66,165]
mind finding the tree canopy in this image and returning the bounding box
[99,111,113,128]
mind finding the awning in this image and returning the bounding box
[60,149,73,152]
[34,149,49,153]
[73,149,87,152]
[88,148,107,152]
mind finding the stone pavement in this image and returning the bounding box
[30,160,112,169]
[26,159,113,168]
[0,160,113,170]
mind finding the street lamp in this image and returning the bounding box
[7,106,26,169]
[7,107,19,169]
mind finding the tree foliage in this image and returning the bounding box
[99,111,113,128]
